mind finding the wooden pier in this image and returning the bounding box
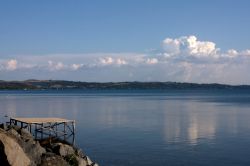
[9,117,75,144]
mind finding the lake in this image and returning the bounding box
[0,89,250,166]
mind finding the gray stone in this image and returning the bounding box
[76,156,88,166]
[76,148,86,158]
[2,126,45,166]
[52,143,75,157]
[7,128,20,138]
[9,125,21,132]
[40,153,70,166]
[0,131,31,166]
[22,140,46,166]
[0,125,98,166]
[86,156,93,165]
[20,128,33,141]
[0,139,10,166]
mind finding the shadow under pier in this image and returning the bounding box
[8,117,75,145]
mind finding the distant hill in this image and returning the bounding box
[0,80,250,90]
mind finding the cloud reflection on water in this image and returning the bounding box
[163,100,217,145]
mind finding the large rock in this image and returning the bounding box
[0,140,11,166]
[4,127,46,166]
[76,157,88,166]
[76,156,88,166]
[0,130,31,166]
[76,149,86,158]
[19,128,34,141]
[0,125,99,166]
[8,125,21,132]
[52,142,75,157]
[22,139,46,166]
[82,155,99,166]
[7,128,20,138]
[40,152,70,166]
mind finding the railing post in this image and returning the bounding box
[35,124,37,140]
[64,122,66,141]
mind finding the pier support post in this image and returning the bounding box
[8,117,76,145]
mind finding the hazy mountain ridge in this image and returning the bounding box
[0,80,250,90]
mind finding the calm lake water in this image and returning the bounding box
[1,89,250,166]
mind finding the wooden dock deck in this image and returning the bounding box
[9,117,75,144]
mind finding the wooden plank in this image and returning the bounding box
[11,117,74,124]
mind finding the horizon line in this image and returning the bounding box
[1,79,250,87]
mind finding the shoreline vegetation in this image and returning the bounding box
[0,80,250,90]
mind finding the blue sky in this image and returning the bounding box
[1,0,250,84]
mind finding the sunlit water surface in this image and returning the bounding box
[1,90,250,166]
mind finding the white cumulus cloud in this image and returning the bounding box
[226,49,238,58]
[162,35,219,58]
[99,57,114,65]
[162,38,181,55]
[146,58,158,64]
[71,64,84,70]
[48,61,66,71]
[241,49,250,56]
[6,59,18,71]
[1,35,250,84]
[116,58,127,65]
[99,57,127,66]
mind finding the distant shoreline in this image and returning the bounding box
[1,80,250,90]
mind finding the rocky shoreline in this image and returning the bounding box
[0,124,98,166]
